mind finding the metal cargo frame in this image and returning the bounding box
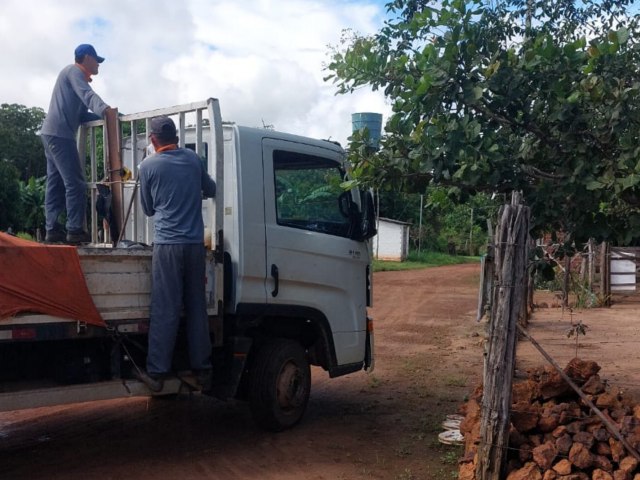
[78,98,223,249]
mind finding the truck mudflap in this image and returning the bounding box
[365,316,375,373]
[212,336,252,400]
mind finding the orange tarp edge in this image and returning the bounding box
[0,232,105,327]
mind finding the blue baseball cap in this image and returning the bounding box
[74,44,105,63]
[150,116,177,140]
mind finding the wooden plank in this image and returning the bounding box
[79,250,152,276]
[81,262,151,274]
[105,108,124,243]
[84,274,151,295]
[100,309,150,321]
[78,247,153,257]
[91,294,150,310]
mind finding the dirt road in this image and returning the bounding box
[0,264,486,480]
[516,298,640,399]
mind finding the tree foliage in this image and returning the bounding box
[18,176,46,235]
[0,103,46,181]
[326,0,640,244]
[378,188,497,253]
[0,161,23,231]
[0,103,46,234]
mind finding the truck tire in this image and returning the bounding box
[248,339,311,431]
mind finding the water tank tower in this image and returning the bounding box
[351,112,383,150]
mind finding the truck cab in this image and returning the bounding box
[226,126,373,369]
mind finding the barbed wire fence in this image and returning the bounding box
[474,193,640,479]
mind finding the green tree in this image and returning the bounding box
[374,188,497,253]
[0,161,23,231]
[327,0,640,244]
[423,188,497,254]
[0,104,46,181]
[18,176,46,235]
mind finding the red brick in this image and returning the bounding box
[506,462,542,480]
[532,441,557,470]
[568,442,594,469]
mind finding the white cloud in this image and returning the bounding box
[0,0,391,146]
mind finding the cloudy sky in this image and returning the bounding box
[0,0,392,146]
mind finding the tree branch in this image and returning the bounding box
[520,164,567,180]
[473,100,561,152]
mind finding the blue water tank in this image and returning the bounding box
[351,112,383,149]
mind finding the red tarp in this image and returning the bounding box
[0,232,105,327]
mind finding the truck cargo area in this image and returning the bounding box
[0,98,375,431]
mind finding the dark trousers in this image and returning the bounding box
[42,135,86,233]
[147,243,212,375]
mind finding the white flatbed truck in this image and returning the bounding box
[0,98,375,431]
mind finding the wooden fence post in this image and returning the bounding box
[477,220,495,323]
[476,192,530,480]
[563,254,571,308]
[588,238,595,292]
[104,108,123,244]
[600,241,611,306]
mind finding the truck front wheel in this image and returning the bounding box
[248,339,311,431]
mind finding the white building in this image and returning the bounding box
[373,218,412,262]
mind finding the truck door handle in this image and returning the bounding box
[271,264,279,297]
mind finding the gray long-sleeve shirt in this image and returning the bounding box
[41,64,109,139]
[139,147,216,244]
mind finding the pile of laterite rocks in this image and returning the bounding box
[458,358,640,480]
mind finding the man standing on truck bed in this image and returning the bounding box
[137,116,216,392]
[41,44,112,244]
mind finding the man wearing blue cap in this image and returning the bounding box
[41,44,113,244]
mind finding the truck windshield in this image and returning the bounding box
[273,150,351,237]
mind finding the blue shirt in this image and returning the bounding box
[139,147,216,244]
[41,64,109,139]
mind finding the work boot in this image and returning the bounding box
[133,369,164,392]
[66,230,91,245]
[44,229,66,243]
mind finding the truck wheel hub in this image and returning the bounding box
[276,361,303,410]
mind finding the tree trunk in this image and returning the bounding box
[588,239,595,292]
[563,255,571,308]
[600,241,610,306]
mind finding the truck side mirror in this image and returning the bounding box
[339,189,376,241]
[338,191,353,219]
[350,190,376,242]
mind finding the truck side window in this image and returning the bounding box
[273,150,351,237]
[185,142,209,171]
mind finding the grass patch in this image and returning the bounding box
[443,375,468,387]
[395,442,413,457]
[374,251,479,272]
[368,374,382,389]
[396,468,415,480]
[441,447,464,465]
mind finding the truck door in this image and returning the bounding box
[262,139,369,366]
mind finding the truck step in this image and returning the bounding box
[0,378,187,413]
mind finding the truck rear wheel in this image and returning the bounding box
[248,339,310,432]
